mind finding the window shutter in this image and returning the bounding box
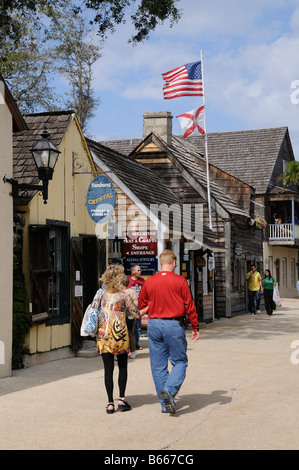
[28,225,51,324]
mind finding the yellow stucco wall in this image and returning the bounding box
[28,117,96,233]
[22,116,97,354]
[263,242,298,298]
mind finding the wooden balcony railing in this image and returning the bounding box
[268,223,299,241]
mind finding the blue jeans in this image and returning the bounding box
[249,290,261,313]
[147,318,188,406]
[134,318,142,348]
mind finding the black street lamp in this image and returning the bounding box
[3,127,60,204]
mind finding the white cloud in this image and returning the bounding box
[206,31,299,155]
[89,0,299,157]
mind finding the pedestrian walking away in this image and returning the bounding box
[138,250,200,414]
[123,274,148,358]
[262,269,276,315]
[128,265,145,351]
[246,264,263,314]
[90,264,140,414]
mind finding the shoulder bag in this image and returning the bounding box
[81,288,104,337]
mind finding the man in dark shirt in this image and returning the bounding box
[128,265,145,350]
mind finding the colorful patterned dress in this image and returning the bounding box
[91,289,140,355]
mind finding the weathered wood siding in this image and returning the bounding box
[209,165,253,213]
[134,143,264,318]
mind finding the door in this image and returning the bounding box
[71,237,84,350]
[71,236,106,350]
[28,225,51,325]
[48,221,70,325]
[194,250,205,321]
[82,237,98,312]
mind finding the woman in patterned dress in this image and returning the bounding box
[90,264,140,414]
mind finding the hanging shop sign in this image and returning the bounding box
[124,256,158,275]
[85,175,116,224]
[234,242,243,256]
[122,230,158,257]
[196,254,206,268]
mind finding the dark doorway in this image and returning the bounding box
[194,250,205,322]
[82,237,99,312]
[71,236,106,350]
[275,258,280,285]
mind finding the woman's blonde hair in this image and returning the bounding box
[100,264,125,293]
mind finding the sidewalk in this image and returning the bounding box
[0,298,299,450]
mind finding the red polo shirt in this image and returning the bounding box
[138,271,199,331]
[128,276,145,298]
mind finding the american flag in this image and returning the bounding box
[162,61,203,100]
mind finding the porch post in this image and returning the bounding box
[225,221,231,317]
[292,199,295,237]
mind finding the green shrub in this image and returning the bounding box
[12,242,29,369]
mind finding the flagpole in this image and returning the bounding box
[200,50,212,231]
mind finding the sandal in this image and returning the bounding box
[118,398,131,412]
[106,403,115,414]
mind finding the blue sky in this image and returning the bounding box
[83,0,299,159]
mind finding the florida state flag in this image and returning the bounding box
[176,106,205,138]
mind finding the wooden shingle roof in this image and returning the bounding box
[102,138,141,158]
[87,138,223,251]
[185,127,291,194]
[100,126,292,195]
[100,133,250,220]
[110,132,250,219]
[13,111,74,203]
[88,138,183,208]
[166,134,250,219]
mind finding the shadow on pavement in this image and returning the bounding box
[126,389,232,416]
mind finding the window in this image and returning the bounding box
[268,256,273,275]
[291,258,296,287]
[108,238,122,258]
[233,259,241,291]
[49,228,64,321]
[282,257,287,288]
[28,225,50,323]
[275,259,280,285]
[28,221,70,325]
[47,220,70,324]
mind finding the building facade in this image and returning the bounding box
[102,114,298,305]
[88,137,224,323]
[0,76,27,377]
[100,112,264,319]
[12,111,102,365]
[189,126,299,298]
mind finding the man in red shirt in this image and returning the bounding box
[128,265,145,350]
[138,250,200,414]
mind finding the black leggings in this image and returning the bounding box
[264,289,274,315]
[102,352,128,402]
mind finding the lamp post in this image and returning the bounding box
[3,127,60,204]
